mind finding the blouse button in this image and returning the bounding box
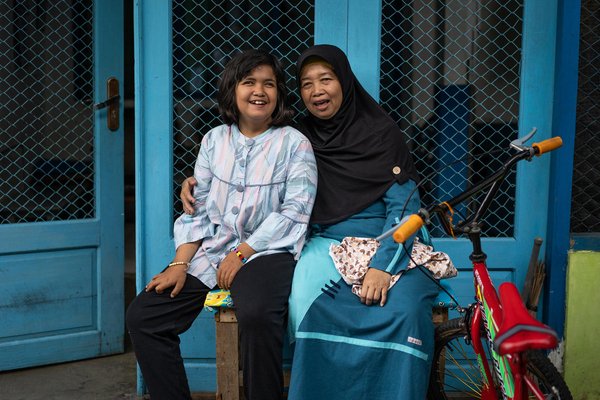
[236,184,244,192]
[246,139,255,146]
[231,206,239,215]
[239,159,246,167]
[392,166,402,175]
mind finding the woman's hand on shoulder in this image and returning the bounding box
[360,268,391,307]
[180,177,197,214]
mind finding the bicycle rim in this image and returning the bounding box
[428,318,573,400]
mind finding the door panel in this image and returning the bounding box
[2,249,95,338]
[0,0,124,370]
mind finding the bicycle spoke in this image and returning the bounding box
[447,358,481,389]
[436,348,474,396]
[442,372,482,396]
[439,382,482,398]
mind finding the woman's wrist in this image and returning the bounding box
[232,242,256,265]
[233,248,247,264]
[168,261,191,271]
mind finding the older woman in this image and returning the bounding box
[181,45,439,399]
[286,44,438,400]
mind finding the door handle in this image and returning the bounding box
[94,77,120,131]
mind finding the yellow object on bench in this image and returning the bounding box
[204,289,234,313]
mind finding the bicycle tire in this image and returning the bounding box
[427,317,572,400]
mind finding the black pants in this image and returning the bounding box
[126,253,295,400]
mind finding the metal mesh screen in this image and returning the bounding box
[380,0,522,237]
[0,0,95,224]
[172,0,314,217]
[572,0,600,233]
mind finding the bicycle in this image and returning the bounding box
[391,129,572,399]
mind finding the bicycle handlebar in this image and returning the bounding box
[393,214,424,243]
[532,136,563,156]
[392,135,563,243]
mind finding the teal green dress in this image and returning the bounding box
[288,181,440,399]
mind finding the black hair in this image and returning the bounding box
[217,49,294,127]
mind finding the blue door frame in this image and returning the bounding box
[135,0,578,393]
[544,0,580,336]
[135,2,219,393]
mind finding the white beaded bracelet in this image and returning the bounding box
[168,261,191,271]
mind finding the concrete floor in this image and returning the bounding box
[0,348,216,400]
[0,350,139,400]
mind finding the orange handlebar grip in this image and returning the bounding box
[393,214,424,243]
[532,137,563,156]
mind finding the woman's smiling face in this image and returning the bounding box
[299,60,343,120]
[235,64,277,136]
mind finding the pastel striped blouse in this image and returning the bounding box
[174,124,318,288]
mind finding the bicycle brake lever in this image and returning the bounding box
[510,127,537,151]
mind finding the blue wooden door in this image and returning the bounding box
[135,0,564,394]
[0,0,124,370]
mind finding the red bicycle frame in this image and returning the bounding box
[392,133,564,400]
[473,260,519,400]
[470,258,558,400]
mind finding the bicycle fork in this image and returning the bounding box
[470,304,501,400]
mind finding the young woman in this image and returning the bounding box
[126,49,317,400]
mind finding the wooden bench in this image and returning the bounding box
[214,308,291,400]
[214,306,448,400]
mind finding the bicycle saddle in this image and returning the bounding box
[493,282,558,355]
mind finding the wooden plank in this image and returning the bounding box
[215,310,240,400]
[217,307,238,323]
[0,220,99,254]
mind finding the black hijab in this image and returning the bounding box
[296,44,419,225]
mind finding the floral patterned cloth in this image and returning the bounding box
[329,236,457,297]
